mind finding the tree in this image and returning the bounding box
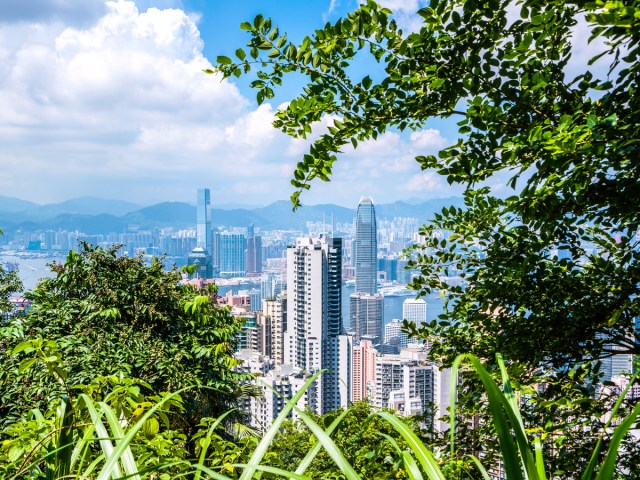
[0,229,22,315]
[214,0,640,475]
[0,243,252,435]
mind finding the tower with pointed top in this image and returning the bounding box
[351,197,383,342]
[355,196,377,295]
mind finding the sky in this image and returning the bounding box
[0,0,606,208]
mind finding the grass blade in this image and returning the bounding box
[239,370,322,480]
[233,463,312,479]
[53,396,74,479]
[583,370,639,480]
[291,406,360,480]
[403,451,424,480]
[95,388,189,480]
[98,401,141,480]
[194,409,236,480]
[451,354,526,480]
[77,393,123,479]
[533,437,547,480]
[595,402,640,479]
[294,409,348,477]
[468,455,492,480]
[375,411,445,480]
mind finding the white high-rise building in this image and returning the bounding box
[244,365,319,432]
[262,294,287,366]
[374,346,452,432]
[284,236,351,414]
[384,319,410,348]
[403,298,427,326]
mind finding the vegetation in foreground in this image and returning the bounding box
[1,0,640,477]
[213,0,640,475]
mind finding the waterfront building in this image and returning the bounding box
[187,246,212,279]
[218,232,247,277]
[284,235,351,413]
[403,298,427,326]
[246,224,263,274]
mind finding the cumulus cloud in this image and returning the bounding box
[0,0,296,204]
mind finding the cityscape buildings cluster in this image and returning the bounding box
[179,191,454,430]
[2,187,635,431]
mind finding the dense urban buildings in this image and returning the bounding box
[0,188,457,430]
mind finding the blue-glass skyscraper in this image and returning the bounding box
[355,196,377,294]
[196,188,212,255]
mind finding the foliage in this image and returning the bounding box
[266,401,417,478]
[0,243,252,435]
[214,0,640,475]
[0,265,22,315]
[2,354,637,479]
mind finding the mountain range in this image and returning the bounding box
[0,196,465,234]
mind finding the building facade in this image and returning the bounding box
[354,196,378,295]
[284,235,351,414]
[352,339,377,402]
[350,293,384,343]
[196,188,212,256]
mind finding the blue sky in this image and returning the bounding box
[0,0,603,208]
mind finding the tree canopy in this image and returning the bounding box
[215,0,640,475]
[0,244,251,432]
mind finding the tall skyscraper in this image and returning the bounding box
[284,236,351,413]
[196,188,212,255]
[354,196,377,294]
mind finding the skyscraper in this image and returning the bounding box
[284,235,351,413]
[196,188,212,255]
[355,196,377,295]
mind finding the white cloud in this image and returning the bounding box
[0,0,295,204]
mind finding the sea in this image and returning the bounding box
[2,254,445,329]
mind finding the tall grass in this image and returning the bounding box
[3,354,637,479]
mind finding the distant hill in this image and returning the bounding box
[38,196,141,217]
[0,196,40,212]
[0,195,465,234]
